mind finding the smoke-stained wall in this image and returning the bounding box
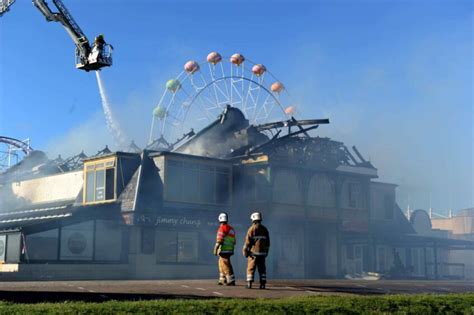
[10,171,83,205]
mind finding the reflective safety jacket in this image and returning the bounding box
[216,223,236,255]
[244,222,270,256]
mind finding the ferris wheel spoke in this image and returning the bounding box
[253,96,275,124]
[201,92,222,111]
[160,92,180,138]
[207,64,225,107]
[189,76,203,93]
[198,93,220,113]
[195,93,215,121]
[243,73,259,117]
[219,62,231,101]
[230,79,244,107]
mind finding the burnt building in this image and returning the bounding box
[0,107,472,280]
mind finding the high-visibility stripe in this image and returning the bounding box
[246,274,254,281]
[251,252,268,256]
[252,236,267,240]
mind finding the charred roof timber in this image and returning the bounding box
[53,151,88,172]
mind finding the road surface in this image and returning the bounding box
[0,279,472,302]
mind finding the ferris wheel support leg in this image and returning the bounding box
[149,116,156,144]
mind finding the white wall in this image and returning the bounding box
[10,171,83,205]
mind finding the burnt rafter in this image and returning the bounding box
[255,117,330,132]
[246,116,329,156]
[264,137,353,168]
[244,116,376,169]
[53,151,88,172]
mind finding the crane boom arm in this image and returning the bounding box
[32,0,90,62]
[0,0,15,16]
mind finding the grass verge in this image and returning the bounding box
[0,294,472,314]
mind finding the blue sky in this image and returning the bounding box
[0,0,472,212]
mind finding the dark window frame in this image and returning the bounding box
[155,229,212,265]
[83,158,117,204]
[164,158,232,206]
[22,219,128,264]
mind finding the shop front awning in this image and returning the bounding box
[0,201,122,233]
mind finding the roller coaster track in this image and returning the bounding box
[0,136,33,154]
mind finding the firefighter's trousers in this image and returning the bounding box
[246,255,266,283]
[218,253,235,283]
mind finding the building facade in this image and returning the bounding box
[0,107,472,280]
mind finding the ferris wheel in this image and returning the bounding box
[149,52,298,146]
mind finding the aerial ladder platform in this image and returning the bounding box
[0,0,113,71]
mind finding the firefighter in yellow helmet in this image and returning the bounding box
[243,211,270,289]
[213,212,236,285]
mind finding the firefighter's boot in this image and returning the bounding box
[218,273,226,285]
[225,275,235,286]
[259,281,266,289]
[246,281,253,289]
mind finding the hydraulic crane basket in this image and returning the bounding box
[1,0,114,72]
[76,43,113,71]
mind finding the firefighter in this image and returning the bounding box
[94,34,106,48]
[243,211,270,289]
[92,34,106,60]
[213,212,236,286]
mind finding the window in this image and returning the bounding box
[199,231,215,264]
[177,232,198,263]
[377,246,386,272]
[384,195,394,219]
[6,234,21,263]
[243,168,270,202]
[94,220,122,261]
[273,170,302,204]
[165,159,231,205]
[26,229,59,261]
[346,244,354,260]
[83,158,116,204]
[278,234,303,265]
[141,228,155,254]
[156,230,199,263]
[308,174,336,207]
[348,183,361,208]
[23,220,126,263]
[60,221,94,261]
[156,231,177,263]
[0,235,5,262]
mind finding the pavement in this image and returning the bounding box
[0,279,472,303]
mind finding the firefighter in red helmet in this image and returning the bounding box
[214,212,236,285]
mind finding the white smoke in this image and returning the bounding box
[95,71,127,147]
